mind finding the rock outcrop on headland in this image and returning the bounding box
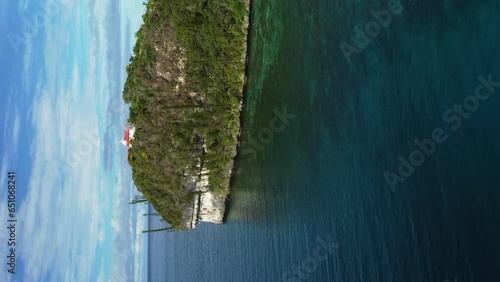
[122,0,251,229]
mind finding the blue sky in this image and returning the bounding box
[0,0,148,281]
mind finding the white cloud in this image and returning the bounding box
[17,0,28,12]
[16,5,104,281]
[134,205,149,282]
[11,112,20,148]
[109,170,136,282]
[12,0,149,281]
[0,1,8,24]
[17,78,103,281]
[1,102,21,161]
[97,266,106,282]
[0,155,7,180]
[21,37,33,91]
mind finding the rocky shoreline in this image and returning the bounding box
[180,0,252,229]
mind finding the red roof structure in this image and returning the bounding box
[123,129,130,147]
[119,123,135,148]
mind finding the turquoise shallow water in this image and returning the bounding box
[149,0,500,281]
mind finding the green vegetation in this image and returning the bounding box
[122,0,248,229]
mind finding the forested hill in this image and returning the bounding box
[122,0,249,229]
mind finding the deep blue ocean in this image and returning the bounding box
[148,0,500,281]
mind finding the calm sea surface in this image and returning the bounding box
[148,0,500,281]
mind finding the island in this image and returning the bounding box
[122,0,250,229]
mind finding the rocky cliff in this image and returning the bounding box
[123,0,251,229]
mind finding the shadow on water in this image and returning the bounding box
[226,0,256,189]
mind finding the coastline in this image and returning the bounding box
[185,0,253,228]
[123,0,255,230]
[225,0,254,221]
